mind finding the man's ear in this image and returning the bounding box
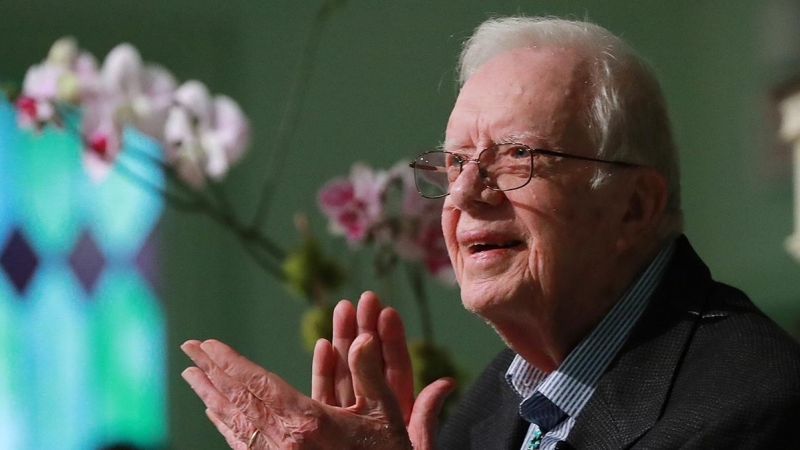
[617,167,668,252]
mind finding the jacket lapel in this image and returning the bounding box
[470,366,530,450]
[565,236,713,449]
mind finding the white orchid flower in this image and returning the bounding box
[18,37,249,187]
[101,44,144,99]
[17,37,100,129]
[132,65,177,140]
[100,43,176,138]
[165,100,207,188]
[202,95,249,180]
[173,80,213,125]
[164,80,249,187]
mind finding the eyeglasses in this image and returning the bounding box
[409,143,639,199]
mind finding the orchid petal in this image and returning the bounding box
[74,52,101,99]
[174,80,212,127]
[83,151,114,182]
[22,63,64,100]
[141,65,177,112]
[317,178,355,216]
[200,131,228,180]
[212,95,249,165]
[101,43,143,97]
[47,37,79,66]
[80,101,122,182]
[164,106,198,162]
[129,66,176,140]
[164,105,209,189]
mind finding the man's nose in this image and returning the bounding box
[448,162,504,209]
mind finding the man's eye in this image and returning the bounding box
[510,146,530,158]
[449,154,468,165]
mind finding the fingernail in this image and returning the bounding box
[181,367,198,383]
[181,341,198,358]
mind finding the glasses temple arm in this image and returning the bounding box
[409,162,448,172]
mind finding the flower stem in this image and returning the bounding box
[116,131,288,265]
[405,262,435,344]
[111,158,203,211]
[250,2,342,229]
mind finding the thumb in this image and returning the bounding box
[349,333,394,410]
[408,378,457,450]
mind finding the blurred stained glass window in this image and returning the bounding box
[0,97,167,450]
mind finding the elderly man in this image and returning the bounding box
[181,16,800,449]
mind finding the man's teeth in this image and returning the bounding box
[469,241,522,253]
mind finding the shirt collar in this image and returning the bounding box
[506,240,676,424]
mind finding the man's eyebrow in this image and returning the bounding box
[502,131,540,143]
[439,140,467,152]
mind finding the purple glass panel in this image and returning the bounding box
[135,226,161,295]
[0,227,40,295]
[68,229,106,295]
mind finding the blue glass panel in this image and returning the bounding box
[89,129,164,259]
[91,267,167,446]
[0,271,24,449]
[22,264,95,450]
[15,121,84,255]
[0,99,19,239]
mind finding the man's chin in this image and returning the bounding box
[460,285,510,318]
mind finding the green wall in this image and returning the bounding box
[2,1,798,449]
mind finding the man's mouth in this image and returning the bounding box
[468,240,523,254]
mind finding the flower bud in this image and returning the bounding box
[47,37,78,66]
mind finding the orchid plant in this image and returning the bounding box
[316,162,461,396]
[17,38,249,187]
[8,0,461,398]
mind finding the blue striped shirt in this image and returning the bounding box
[506,241,676,450]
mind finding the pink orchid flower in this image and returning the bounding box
[317,163,388,244]
[387,162,454,282]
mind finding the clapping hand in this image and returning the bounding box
[181,291,456,450]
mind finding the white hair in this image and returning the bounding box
[459,16,683,238]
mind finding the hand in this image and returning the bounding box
[182,334,414,450]
[311,292,414,418]
[311,292,455,448]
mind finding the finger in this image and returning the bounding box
[378,307,415,425]
[356,291,382,336]
[408,378,457,450]
[196,339,309,413]
[311,338,337,405]
[182,341,274,442]
[355,292,385,400]
[181,365,255,446]
[205,409,248,450]
[332,300,356,406]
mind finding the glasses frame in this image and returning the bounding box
[409,143,639,199]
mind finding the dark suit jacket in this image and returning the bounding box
[438,236,800,449]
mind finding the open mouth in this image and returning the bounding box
[468,240,523,254]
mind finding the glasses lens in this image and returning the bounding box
[413,151,450,198]
[481,144,533,190]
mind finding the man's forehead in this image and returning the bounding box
[442,131,551,150]
[444,47,591,151]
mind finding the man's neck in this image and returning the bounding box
[495,238,668,372]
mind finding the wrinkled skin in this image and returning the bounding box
[182,292,455,450]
